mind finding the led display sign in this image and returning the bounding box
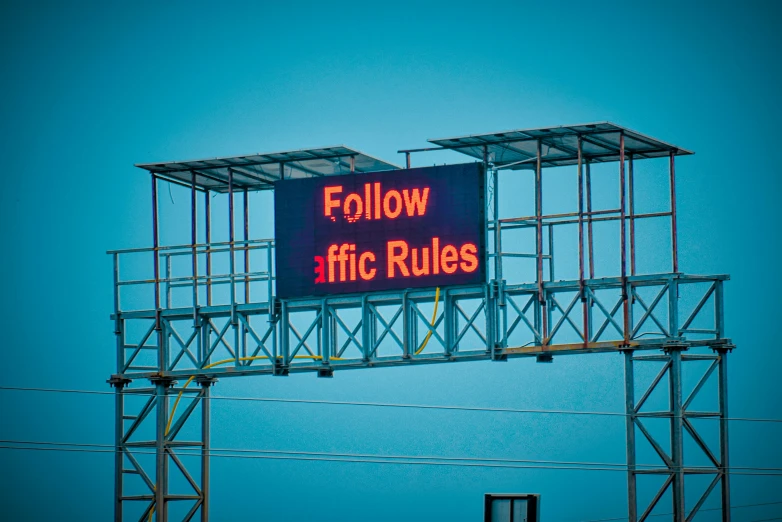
[274,163,485,299]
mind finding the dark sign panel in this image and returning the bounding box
[274,163,485,299]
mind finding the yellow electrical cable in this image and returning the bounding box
[164,355,340,436]
[149,353,338,521]
[414,287,440,355]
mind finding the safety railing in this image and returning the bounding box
[109,239,275,315]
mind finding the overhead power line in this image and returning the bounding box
[1,439,782,476]
[2,385,781,424]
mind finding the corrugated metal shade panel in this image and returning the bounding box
[135,145,401,192]
[427,122,693,170]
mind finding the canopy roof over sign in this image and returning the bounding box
[136,146,401,193]
[427,122,693,170]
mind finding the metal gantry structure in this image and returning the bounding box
[108,123,733,521]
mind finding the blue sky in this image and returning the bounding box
[1,1,781,521]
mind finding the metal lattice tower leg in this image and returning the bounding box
[624,344,733,521]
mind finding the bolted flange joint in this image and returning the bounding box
[663,340,690,354]
[107,375,132,388]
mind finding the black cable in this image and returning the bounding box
[1,440,782,476]
[2,385,781,423]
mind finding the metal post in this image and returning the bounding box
[244,189,250,304]
[228,168,236,326]
[669,347,685,521]
[322,299,330,364]
[624,351,637,522]
[405,152,411,169]
[110,377,130,522]
[152,175,161,328]
[402,292,410,358]
[628,155,636,276]
[350,155,355,173]
[578,138,588,348]
[493,167,501,282]
[267,240,273,307]
[200,379,214,522]
[191,171,199,326]
[585,161,594,279]
[361,295,371,361]
[669,152,679,273]
[113,254,123,367]
[444,290,453,355]
[619,134,629,344]
[280,301,290,367]
[535,140,547,344]
[204,190,212,306]
[548,224,555,282]
[154,379,172,522]
[717,348,731,521]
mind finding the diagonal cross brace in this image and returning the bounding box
[506,294,541,342]
[548,293,584,343]
[631,284,670,338]
[454,302,487,346]
[370,303,404,355]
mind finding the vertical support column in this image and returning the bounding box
[153,378,174,522]
[623,351,637,522]
[548,224,555,282]
[493,167,501,282]
[668,345,685,522]
[361,295,371,361]
[267,240,274,306]
[152,175,165,376]
[191,171,199,327]
[628,155,636,276]
[165,255,172,308]
[244,189,250,304]
[402,291,410,358]
[535,140,547,345]
[585,159,594,343]
[227,169,239,369]
[280,301,290,368]
[152,175,161,329]
[491,166,503,352]
[242,189,250,362]
[577,138,588,348]
[199,377,216,522]
[405,152,411,169]
[228,168,236,320]
[113,254,124,369]
[444,290,454,356]
[109,377,131,522]
[204,190,212,306]
[619,134,629,344]
[717,347,732,521]
[669,151,679,273]
[585,160,595,280]
[114,385,124,522]
[322,299,331,364]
